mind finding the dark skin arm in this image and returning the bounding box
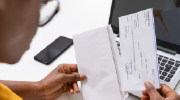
[0,81,41,99]
[0,64,86,100]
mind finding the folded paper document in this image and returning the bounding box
[73,8,160,99]
[73,25,128,100]
[119,8,160,91]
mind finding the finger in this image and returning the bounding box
[70,72,79,89]
[71,72,78,74]
[67,73,77,84]
[144,81,160,98]
[142,89,149,96]
[61,73,86,83]
[160,84,175,97]
[156,88,164,97]
[58,64,71,74]
[141,95,150,100]
[67,85,74,95]
[58,64,78,73]
[68,64,78,72]
[157,88,162,93]
[73,82,80,93]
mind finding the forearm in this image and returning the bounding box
[0,80,43,100]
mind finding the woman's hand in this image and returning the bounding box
[0,64,86,100]
[141,81,180,100]
[37,64,86,100]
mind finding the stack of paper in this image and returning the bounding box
[73,8,160,100]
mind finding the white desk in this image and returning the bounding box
[0,0,179,100]
[0,0,112,82]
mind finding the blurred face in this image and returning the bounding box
[0,0,40,64]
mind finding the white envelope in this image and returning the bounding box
[73,25,128,100]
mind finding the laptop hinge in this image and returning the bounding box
[157,45,177,55]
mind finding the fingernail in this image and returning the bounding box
[145,81,150,89]
[80,74,86,79]
[76,90,80,94]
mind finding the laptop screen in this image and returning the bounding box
[109,0,180,54]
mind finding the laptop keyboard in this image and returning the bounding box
[115,33,180,83]
[158,55,180,82]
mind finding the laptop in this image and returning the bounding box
[109,0,180,97]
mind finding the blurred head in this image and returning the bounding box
[0,0,40,64]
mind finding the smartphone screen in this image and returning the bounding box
[34,36,73,64]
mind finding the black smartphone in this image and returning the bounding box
[34,36,73,64]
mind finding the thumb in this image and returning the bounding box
[144,81,162,100]
[61,74,86,83]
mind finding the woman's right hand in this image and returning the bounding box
[141,81,180,100]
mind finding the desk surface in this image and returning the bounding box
[0,0,112,81]
[0,0,179,100]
